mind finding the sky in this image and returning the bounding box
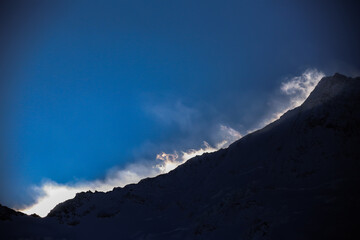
[0,0,360,216]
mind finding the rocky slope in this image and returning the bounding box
[1,73,359,239]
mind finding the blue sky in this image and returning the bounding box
[0,0,360,212]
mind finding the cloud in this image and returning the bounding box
[218,124,242,143]
[20,163,159,217]
[156,151,180,173]
[155,124,242,172]
[180,141,220,162]
[253,69,325,129]
[280,68,325,107]
[145,101,198,130]
[20,124,241,217]
[155,141,223,173]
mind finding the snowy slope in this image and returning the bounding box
[1,73,360,239]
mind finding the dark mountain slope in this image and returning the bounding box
[1,73,359,239]
[0,204,25,221]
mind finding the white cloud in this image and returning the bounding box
[218,124,242,143]
[156,151,180,173]
[254,69,325,129]
[21,183,90,218]
[280,68,325,107]
[20,163,159,217]
[156,124,241,172]
[20,124,241,217]
[145,101,198,130]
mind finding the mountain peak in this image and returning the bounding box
[333,72,347,79]
[302,73,360,110]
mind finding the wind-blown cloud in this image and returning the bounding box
[20,124,241,217]
[155,137,236,173]
[21,163,159,217]
[280,69,325,108]
[254,69,325,129]
[145,101,199,130]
